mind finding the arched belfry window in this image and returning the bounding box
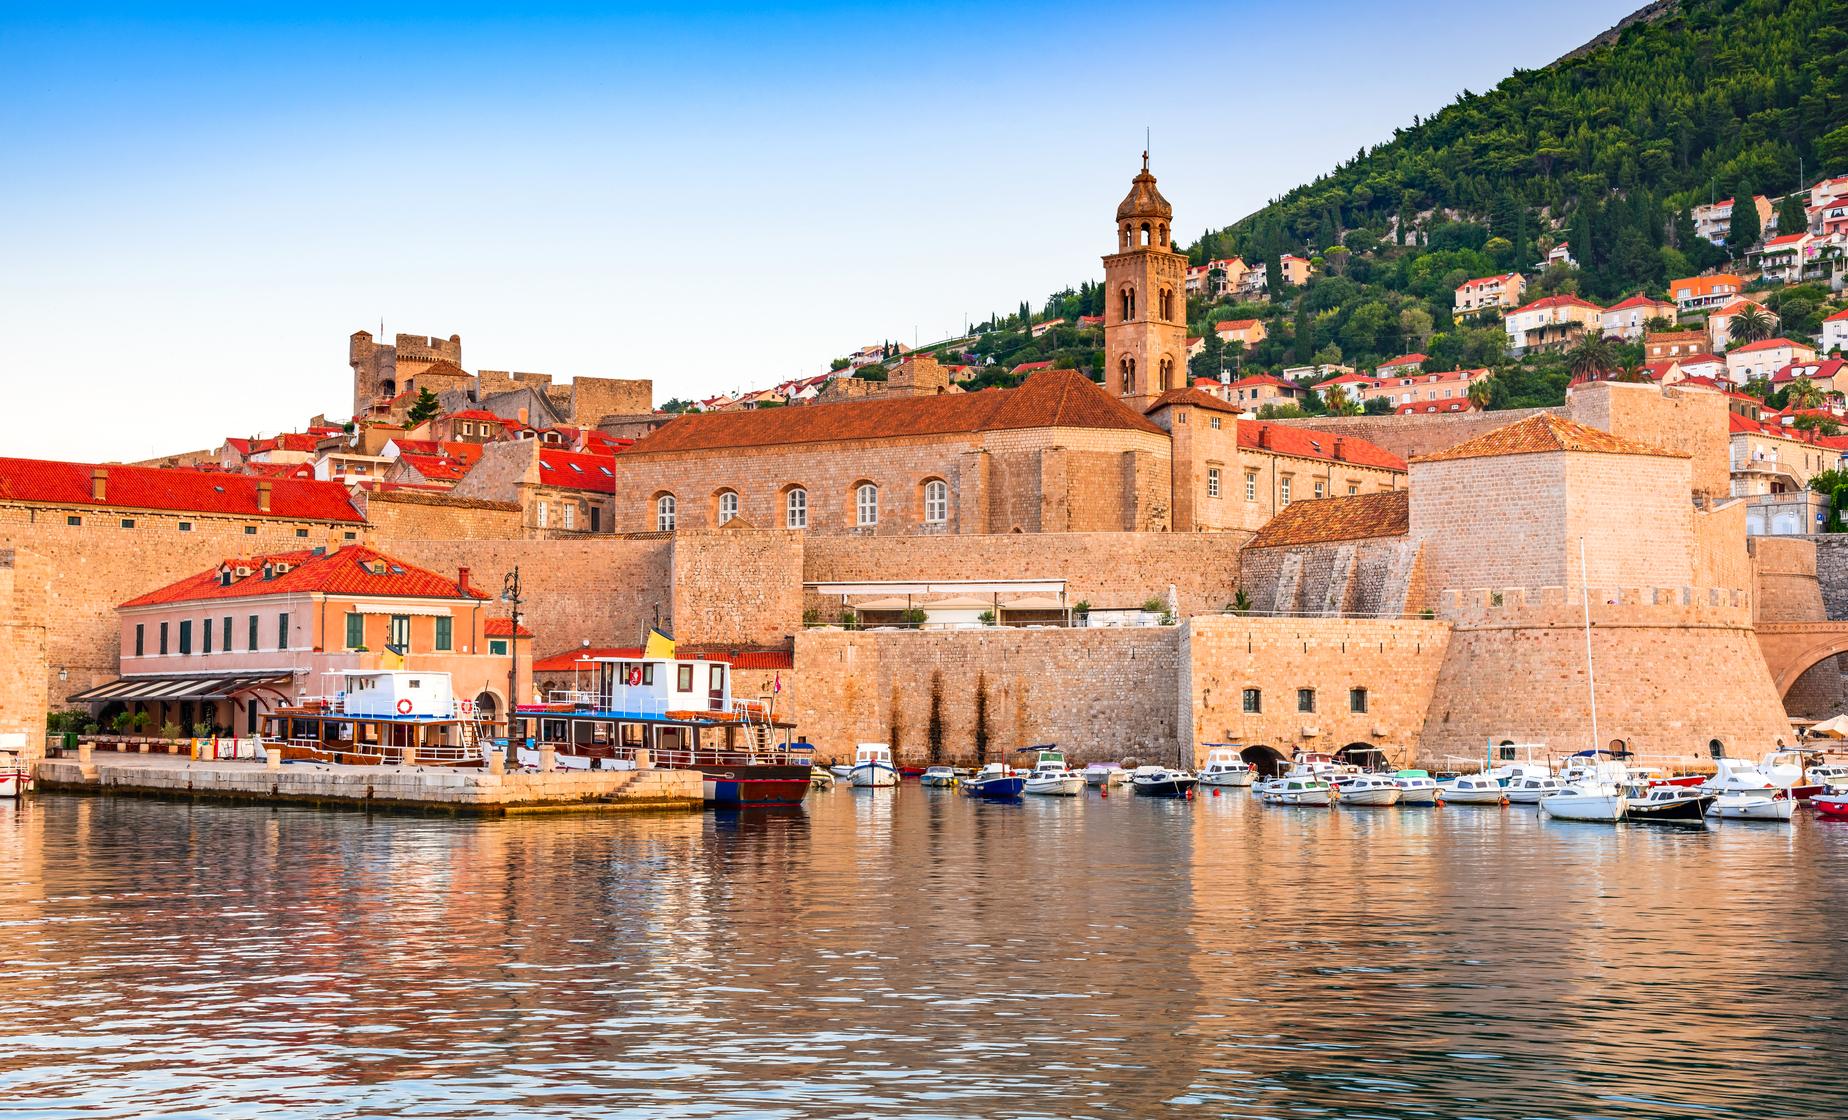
[1140,222,1151,246]
[1120,285,1135,321]
[1158,287,1173,321]
[1119,355,1136,395]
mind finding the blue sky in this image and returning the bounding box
[0,1,1637,460]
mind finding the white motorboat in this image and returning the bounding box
[1439,774,1507,805]
[1504,772,1567,805]
[809,767,836,790]
[1332,772,1402,806]
[1761,749,1825,801]
[1805,762,1848,792]
[1392,769,1440,805]
[1019,746,1085,796]
[1129,765,1197,798]
[920,765,958,788]
[829,763,855,781]
[1703,757,1787,800]
[850,742,899,788]
[1258,775,1331,806]
[1538,760,1629,823]
[1708,791,1795,821]
[1083,761,1129,787]
[0,739,29,798]
[1198,746,1255,787]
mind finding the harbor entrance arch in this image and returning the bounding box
[1240,744,1289,777]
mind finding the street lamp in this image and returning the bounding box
[501,567,522,767]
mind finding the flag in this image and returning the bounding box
[382,643,407,670]
[773,673,782,694]
[644,627,676,660]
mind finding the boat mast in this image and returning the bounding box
[1579,536,1601,758]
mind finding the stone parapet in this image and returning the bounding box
[1438,585,1753,629]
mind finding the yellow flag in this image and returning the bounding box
[381,644,406,670]
[643,628,676,661]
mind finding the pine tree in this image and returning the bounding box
[1726,184,1761,255]
[1776,192,1807,236]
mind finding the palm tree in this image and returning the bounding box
[1466,374,1495,410]
[1728,303,1776,347]
[1567,335,1619,381]
[1321,383,1362,416]
[1788,377,1824,411]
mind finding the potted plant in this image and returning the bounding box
[900,607,928,628]
[978,609,996,626]
[839,608,858,631]
[1072,600,1091,626]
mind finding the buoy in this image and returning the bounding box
[1100,787,1107,799]
[1212,787,1220,797]
[1185,787,1194,801]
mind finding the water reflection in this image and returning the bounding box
[1,790,1844,1118]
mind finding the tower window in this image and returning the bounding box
[656,494,677,532]
[1242,688,1261,714]
[1297,688,1316,713]
[1119,355,1136,396]
[1140,222,1151,246]
[786,487,808,529]
[1120,286,1135,321]
[1158,287,1173,321]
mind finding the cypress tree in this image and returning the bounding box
[1726,185,1761,254]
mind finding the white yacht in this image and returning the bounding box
[1020,747,1085,796]
[1392,769,1440,805]
[1806,762,1848,792]
[1709,791,1795,821]
[1538,760,1629,823]
[1439,773,1507,805]
[1503,772,1567,805]
[1258,775,1332,807]
[1198,746,1255,788]
[850,742,899,787]
[1333,772,1401,807]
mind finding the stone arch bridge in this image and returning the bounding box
[1755,622,1848,699]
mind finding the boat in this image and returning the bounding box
[497,653,814,807]
[1702,756,1793,802]
[262,670,499,767]
[1258,774,1331,806]
[1083,761,1128,787]
[1198,745,1255,787]
[1332,772,1402,806]
[1812,793,1848,820]
[920,765,959,788]
[850,742,899,788]
[1392,769,1440,805]
[1130,764,1196,798]
[1761,749,1825,801]
[1805,762,1848,792]
[1438,774,1507,805]
[829,763,855,781]
[0,735,30,798]
[1708,791,1795,821]
[962,761,1025,800]
[1538,763,1629,823]
[1623,783,1714,824]
[809,767,836,790]
[1018,746,1084,796]
[1503,771,1568,805]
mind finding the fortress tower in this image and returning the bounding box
[1103,154,1189,410]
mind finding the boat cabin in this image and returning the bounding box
[1016,745,1065,772]
[261,670,492,765]
[338,670,455,719]
[585,655,732,717]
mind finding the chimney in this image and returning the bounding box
[90,467,107,502]
[517,406,529,426]
[256,480,272,513]
[1257,426,1270,450]
[1332,437,1345,462]
[457,566,471,594]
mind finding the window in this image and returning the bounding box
[718,491,739,525]
[656,494,677,532]
[1297,688,1316,713]
[1245,472,1257,501]
[1210,416,1221,429]
[121,519,135,529]
[178,521,192,532]
[710,665,725,691]
[1348,484,1359,496]
[489,639,509,656]
[536,501,548,528]
[159,621,169,655]
[178,620,192,655]
[677,664,694,691]
[1350,687,1368,713]
[786,488,808,529]
[134,624,144,657]
[203,617,213,654]
[244,526,257,535]
[563,503,576,531]
[855,483,878,526]
[923,480,948,525]
[345,613,365,649]
[66,515,81,526]
[589,506,601,532]
[1280,477,1293,506]
[435,617,453,651]
[1242,688,1261,714]
[1313,481,1325,499]
[1207,467,1221,499]
[343,531,356,541]
[389,615,410,650]
[277,612,289,650]
[295,528,308,538]
[248,615,258,651]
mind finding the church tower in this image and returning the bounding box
[1103,154,1188,409]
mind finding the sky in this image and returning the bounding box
[0,0,1640,462]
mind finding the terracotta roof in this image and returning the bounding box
[1825,308,1848,323]
[1764,233,1808,247]
[1411,413,1686,463]
[483,617,533,637]
[1512,294,1604,315]
[1116,164,1173,221]
[1229,374,1298,390]
[1456,273,1520,290]
[1010,360,1054,375]
[1731,337,1809,354]
[1214,318,1262,332]
[396,453,471,483]
[1772,360,1846,384]
[119,546,486,608]
[1245,490,1409,549]
[444,410,504,423]
[531,645,794,672]
[1713,299,1770,317]
[1604,294,1674,312]
[0,458,363,522]
[626,369,1162,454]
[245,462,317,480]
[536,449,618,493]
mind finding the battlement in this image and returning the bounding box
[1439,585,1753,628]
[394,333,463,363]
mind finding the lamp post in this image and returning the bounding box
[501,567,522,767]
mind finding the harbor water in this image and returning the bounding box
[2,787,1844,1118]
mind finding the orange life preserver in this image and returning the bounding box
[397,699,413,715]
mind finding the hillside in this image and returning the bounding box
[941,0,1847,410]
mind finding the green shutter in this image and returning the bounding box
[435,617,453,651]
[345,613,365,649]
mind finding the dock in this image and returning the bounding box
[34,746,703,815]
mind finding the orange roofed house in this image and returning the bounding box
[69,546,532,737]
[1671,274,1745,313]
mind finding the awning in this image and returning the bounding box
[68,673,295,704]
[999,595,1067,611]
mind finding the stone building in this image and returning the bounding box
[449,440,618,535]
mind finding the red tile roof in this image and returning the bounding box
[1238,420,1405,470]
[536,449,618,493]
[396,453,472,483]
[1513,294,1604,315]
[1214,318,1262,332]
[1603,294,1674,312]
[1731,337,1810,354]
[1825,308,1848,323]
[1010,360,1055,375]
[1377,353,1428,368]
[627,369,1163,454]
[245,462,317,480]
[1229,374,1299,390]
[0,458,363,522]
[1772,360,1846,384]
[1764,233,1808,247]
[119,546,486,608]
[1456,273,1520,291]
[1246,490,1410,549]
[484,617,533,637]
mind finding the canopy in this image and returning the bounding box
[68,673,294,704]
[999,595,1067,611]
[1808,714,1848,739]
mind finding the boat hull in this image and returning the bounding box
[1813,795,1848,820]
[1024,776,1084,796]
[1201,771,1254,787]
[963,775,1025,799]
[1709,795,1795,821]
[1338,787,1402,806]
[1627,794,1714,824]
[851,763,899,788]
[1394,786,1439,805]
[1439,787,1506,805]
[920,774,957,788]
[697,763,814,807]
[1132,778,1197,799]
[1539,793,1626,822]
[1259,789,1331,806]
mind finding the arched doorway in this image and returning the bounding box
[474,692,500,721]
[1240,744,1289,778]
[1336,742,1389,770]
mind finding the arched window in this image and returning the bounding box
[1158,287,1173,321]
[717,490,738,526]
[1140,221,1151,246]
[1158,223,1168,246]
[656,494,677,532]
[1158,356,1175,389]
[855,483,879,527]
[1119,354,1136,395]
[923,480,948,525]
[785,487,808,529]
[1120,285,1135,321]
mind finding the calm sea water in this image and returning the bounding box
[2,787,1844,1119]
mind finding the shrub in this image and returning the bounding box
[159,721,182,740]
[978,610,996,625]
[900,607,928,626]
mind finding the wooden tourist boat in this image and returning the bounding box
[511,653,813,808]
[261,670,498,767]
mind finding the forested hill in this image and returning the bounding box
[1193,0,1846,298]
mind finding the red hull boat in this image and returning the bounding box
[1813,795,1848,820]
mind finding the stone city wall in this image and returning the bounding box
[1274,408,1555,461]
[792,627,1182,766]
[670,529,805,647]
[355,490,524,539]
[1750,536,1824,623]
[1236,538,1424,617]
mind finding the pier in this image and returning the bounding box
[34,745,703,815]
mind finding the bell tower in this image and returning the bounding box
[1103,153,1188,409]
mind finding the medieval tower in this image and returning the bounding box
[1103,154,1188,409]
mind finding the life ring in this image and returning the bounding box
[397,699,413,715]
[629,667,643,686]
[460,698,474,714]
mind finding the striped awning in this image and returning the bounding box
[68,673,295,704]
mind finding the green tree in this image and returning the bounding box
[1566,335,1620,381]
[1788,377,1825,411]
[1776,193,1808,236]
[406,388,441,426]
[1729,303,1776,346]
[1467,374,1495,410]
[1726,185,1761,255]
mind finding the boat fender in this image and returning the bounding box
[1099,787,1107,799]
[397,699,413,715]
